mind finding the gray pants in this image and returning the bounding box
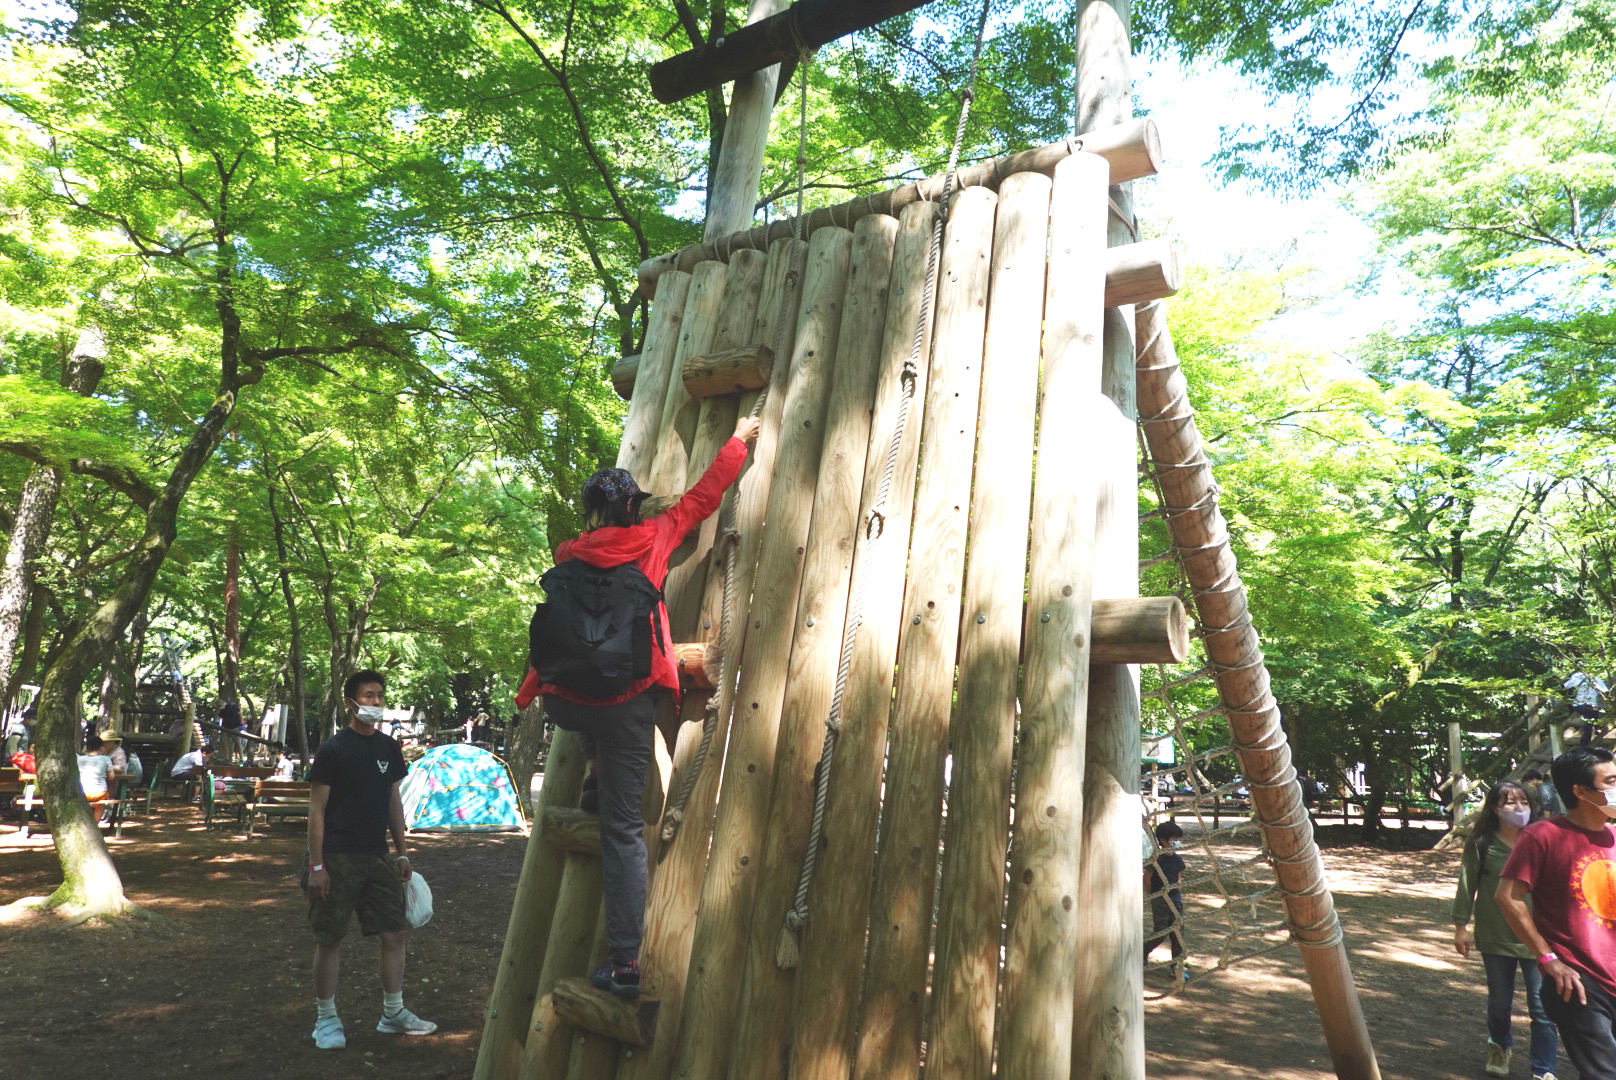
[544,691,657,964]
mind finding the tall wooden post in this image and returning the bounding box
[705,0,794,239]
[1071,2,1144,1077]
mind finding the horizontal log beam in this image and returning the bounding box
[1090,595,1188,666]
[649,0,934,104]
[683,344,774,399]
[540,806,601,855]
[550,976,660,1047]
[637,122,1162,292]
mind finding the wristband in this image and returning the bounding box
[1538,951,1558,965]
[309,863,325,873]
[396,855,410,863]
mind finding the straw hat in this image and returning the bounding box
[97,729,123,742]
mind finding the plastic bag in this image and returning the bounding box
[404,871,433,928]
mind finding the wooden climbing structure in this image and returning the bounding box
[476,3,1381,1079]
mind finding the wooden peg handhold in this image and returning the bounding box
[682,344,773,399]
[549,976,660,1047]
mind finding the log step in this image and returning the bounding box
[541,806,601,855]
[549,976,660,1048]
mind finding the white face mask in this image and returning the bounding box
[1581,787,1616,819]
[351,703,386,725]
[1498,807,1531,829]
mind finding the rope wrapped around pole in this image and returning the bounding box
[1135,299,1381,1080]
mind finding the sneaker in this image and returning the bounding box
[1534,1072,1558,1080]
[376,1007,438,1035]
[589,960,641,1000]
[312,1016,346,1050]
[1486,1039,1511,1077]
[580,773,599,814]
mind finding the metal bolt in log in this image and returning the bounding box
[682,344,774,399]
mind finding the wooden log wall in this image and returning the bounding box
[483,156,1215,1080]
[619,238,809,1080]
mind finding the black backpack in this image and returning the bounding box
[529,559,665,699]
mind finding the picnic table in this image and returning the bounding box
[200,764,274,829]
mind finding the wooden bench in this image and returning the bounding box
[248,780,312,836]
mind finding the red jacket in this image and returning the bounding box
[516,437,750,708]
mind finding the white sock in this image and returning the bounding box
[382,990,403,1017]
[316,997,338,1021]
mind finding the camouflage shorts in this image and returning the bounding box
[301,852,409,944]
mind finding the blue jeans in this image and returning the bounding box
[1484,952,1559,1075]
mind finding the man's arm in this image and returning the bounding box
[307,782,331,899]
[1495,875,1585,1003]
[388,782,412,881]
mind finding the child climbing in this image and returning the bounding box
[515,413,761,998]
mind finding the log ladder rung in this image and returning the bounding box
[548,977,660,1048]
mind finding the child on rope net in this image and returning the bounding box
[1451,780,1561,1080]
[514,414,760,999]
[1497,745,1616,1080]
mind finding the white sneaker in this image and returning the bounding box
[1534,1072,1557,1080]
[312,1016,346,1050]
[1485,1039,1511,1077]
[376,1006,437,1035]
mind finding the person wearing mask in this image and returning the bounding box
[303,670,433,1050]
[1497,746,1616,1080]
[1453,781,1560,1079]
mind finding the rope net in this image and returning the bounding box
[1137,428,1296,999]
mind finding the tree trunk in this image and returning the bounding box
[268,485,310,762]
[3,584,49,711]
[34,315,259,914]
[224,542,240,703]
[505,702,549,818]
[97,643,124,727]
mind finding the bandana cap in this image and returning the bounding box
[582,467,650,510]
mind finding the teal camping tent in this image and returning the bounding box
[400,744,527,832]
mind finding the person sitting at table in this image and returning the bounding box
[274,745,298,780]
[172,743,207,776]
[77,737,115,818]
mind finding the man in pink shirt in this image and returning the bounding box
[1497,745,1616,1080]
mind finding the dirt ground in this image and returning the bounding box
[0,807,1571,1079]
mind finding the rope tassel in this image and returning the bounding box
[776,909,806,969]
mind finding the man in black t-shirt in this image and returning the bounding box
[304,670,436,1051]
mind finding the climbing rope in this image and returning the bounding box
[776,0,995,970]
[660,40,817,851]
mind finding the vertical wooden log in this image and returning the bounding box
[787,200,937,1080]
[670,226,855,1080]
[703,0,793,237]
[648,262,731,496]
[1072,2,1145,1076]
[517,854,606,1077]
[618,238,812,1080]
[928,171,1049,1080]
[728,214,899,1080]
[852,186,999,1080]
[660,251,769,640]
[562,909,617,1080]
[997,152,1109,1076]
[474,270,690,1080]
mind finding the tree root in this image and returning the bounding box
[0,893,170,934]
